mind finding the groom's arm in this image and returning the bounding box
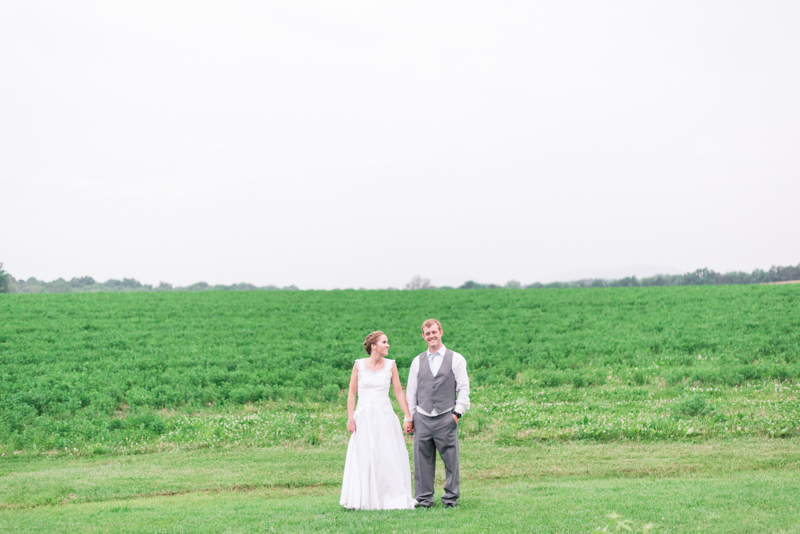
[406,356,419,420]
[453,353,470,415]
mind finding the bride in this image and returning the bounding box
[340,331,416,510]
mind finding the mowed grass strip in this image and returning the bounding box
[2,470,799,533]
[2,439,799,509]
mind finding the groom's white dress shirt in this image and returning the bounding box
[407,345,470,419]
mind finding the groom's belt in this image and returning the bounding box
[415,406,454,417]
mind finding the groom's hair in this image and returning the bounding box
[421,319,442,332]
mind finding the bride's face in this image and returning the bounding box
[372,335,389,357]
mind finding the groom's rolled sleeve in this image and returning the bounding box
[454,353,470,414]
[406,357,419,419]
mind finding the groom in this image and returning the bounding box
[404,319,470,508]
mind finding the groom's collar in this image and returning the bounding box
[426,345,447,358]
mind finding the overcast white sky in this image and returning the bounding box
[2,1,798,289]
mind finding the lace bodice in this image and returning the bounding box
[354,358,394,414]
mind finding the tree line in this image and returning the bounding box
[1,262,798,294]
[457,264,800,290]
[0,266,298,294]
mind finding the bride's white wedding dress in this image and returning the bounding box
[340,358,416,510]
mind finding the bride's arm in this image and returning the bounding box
[390,362,412,421]
[347,363,358,433]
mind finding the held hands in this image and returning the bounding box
[403,420,414,434]
[347,418,356,433]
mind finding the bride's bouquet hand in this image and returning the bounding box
[347,418,357,433]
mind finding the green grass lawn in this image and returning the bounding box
[5,473,800,533]
[2,287,800,531]
[2,439,800,533]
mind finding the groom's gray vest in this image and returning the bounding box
[417,349,456,415]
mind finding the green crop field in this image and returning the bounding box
[1,286,800,532]
[2,286,799,454]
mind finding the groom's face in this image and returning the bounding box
[422,325,442,348]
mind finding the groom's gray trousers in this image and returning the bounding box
[413,412,460,506]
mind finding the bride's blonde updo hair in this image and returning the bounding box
[363,331,385,355]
